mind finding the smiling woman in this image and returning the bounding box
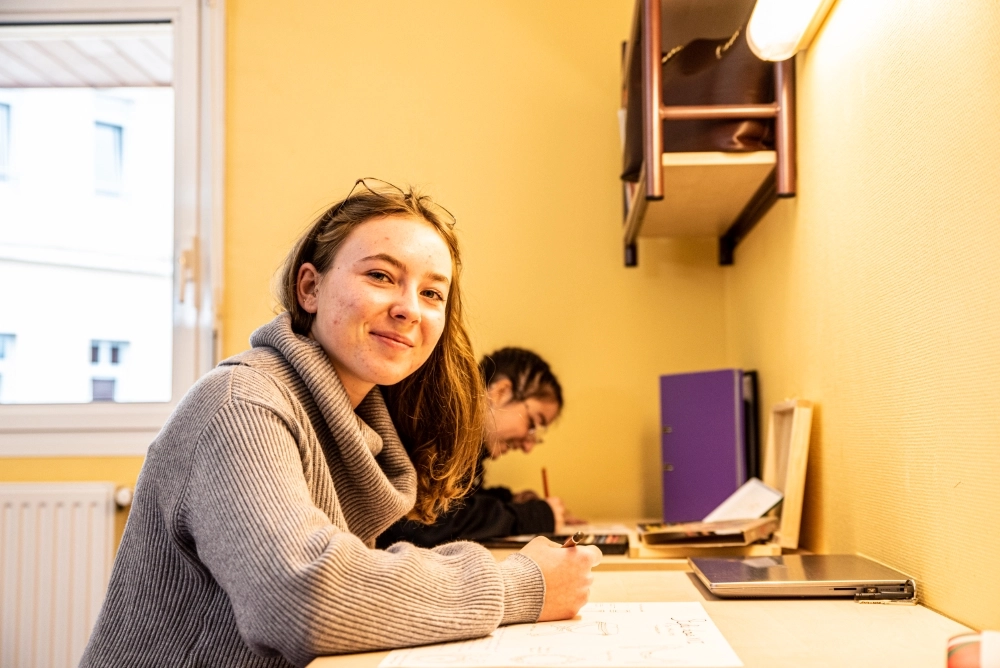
[80,179,602,668]
[273,179,481,523]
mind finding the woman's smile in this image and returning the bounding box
[370,329,416,349]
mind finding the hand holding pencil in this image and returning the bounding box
[519,533,601,622]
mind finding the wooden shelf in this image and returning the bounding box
[638,151,775,238]
[619,0,796,267]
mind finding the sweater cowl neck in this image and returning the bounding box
[247,313,417,540]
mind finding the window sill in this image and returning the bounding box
[0,402,173,456]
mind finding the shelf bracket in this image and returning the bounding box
[718,168,778,266]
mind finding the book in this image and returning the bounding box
[478,533,630,555]
[637,517,779,547]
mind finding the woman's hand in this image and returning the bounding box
[519,536,602,621]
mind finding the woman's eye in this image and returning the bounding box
[367,270,392,283]
[421,289,446,302]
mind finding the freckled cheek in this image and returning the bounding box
[421,311,447,346]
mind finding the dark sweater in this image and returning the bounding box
[377,451,555,549]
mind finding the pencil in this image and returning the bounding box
[561,531,584,548]
[541,467,550,498]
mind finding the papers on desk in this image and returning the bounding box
[637,517,778,547]
[702,478,782,523]
[636,478,784,549]
[379,602,742,668]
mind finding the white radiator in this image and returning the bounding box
[0,482,116,668]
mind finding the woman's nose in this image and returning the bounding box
[389,286,420,322]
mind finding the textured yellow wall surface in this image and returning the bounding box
[224,1,728,519]
[724,0,1000,630]
[0,458,144,547]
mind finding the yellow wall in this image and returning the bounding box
[225,0,727,519]
[724,0,1000,630]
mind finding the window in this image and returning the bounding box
[0,0,223,456]
[0,333,14,360]
[91,378,116,402]
[0,334,13,404]
[90,340,128,367]
[95,121,123,195]
[1,56,173,405]
[0,103,9,180]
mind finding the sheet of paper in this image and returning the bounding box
[702,477,782,522]
[379,602,742,668]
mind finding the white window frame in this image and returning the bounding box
[0,0,225,456]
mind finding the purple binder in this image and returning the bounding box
[660,369,746,523]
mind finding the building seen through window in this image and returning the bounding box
[0,102,9,180]
[0,23,174,405]
[95,121,123,195]
[0,333,13,403]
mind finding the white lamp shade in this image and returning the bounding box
[746,0,838,61]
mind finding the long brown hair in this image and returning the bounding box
[275,180,486,522]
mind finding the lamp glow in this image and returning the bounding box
[746,0,838,61]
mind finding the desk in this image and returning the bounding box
[490,547,689,571]
[309,569,969,668]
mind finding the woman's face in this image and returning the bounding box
[296,214,453,406]
[485,378,561,458]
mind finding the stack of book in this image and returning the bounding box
[633,517,780,558]
[631,477,783,558]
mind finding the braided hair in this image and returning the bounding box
[479,347,563,408]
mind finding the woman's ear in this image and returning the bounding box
[486,377,514,407]
[296,263,321,314]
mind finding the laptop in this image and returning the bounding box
[690,554,916,601]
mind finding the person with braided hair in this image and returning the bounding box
[377,347,584,549]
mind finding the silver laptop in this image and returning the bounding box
[690,555,916,601]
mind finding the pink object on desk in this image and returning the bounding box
[948,631,1000,668]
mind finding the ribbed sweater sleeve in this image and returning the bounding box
[183,398,544,666]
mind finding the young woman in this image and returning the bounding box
[378,347,582,548]
[81,180,601,668]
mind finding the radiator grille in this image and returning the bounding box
[0,482,115,668]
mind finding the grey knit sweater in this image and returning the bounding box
[80,314,545,668]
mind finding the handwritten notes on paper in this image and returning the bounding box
[379,602,742,668]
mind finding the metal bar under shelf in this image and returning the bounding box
[641,0,663,201]
[774,59,797,196]
[660,103,778,121]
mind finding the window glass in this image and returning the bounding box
[0,103,9,179]
[0,24,174,404]
[95,121,123,195]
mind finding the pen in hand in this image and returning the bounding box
[561,531,584,548]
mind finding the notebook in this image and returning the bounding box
[478,533,630,555]
[690,554,916,601]
[638,517,778,547]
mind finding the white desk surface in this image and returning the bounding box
[309,568,969,668]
